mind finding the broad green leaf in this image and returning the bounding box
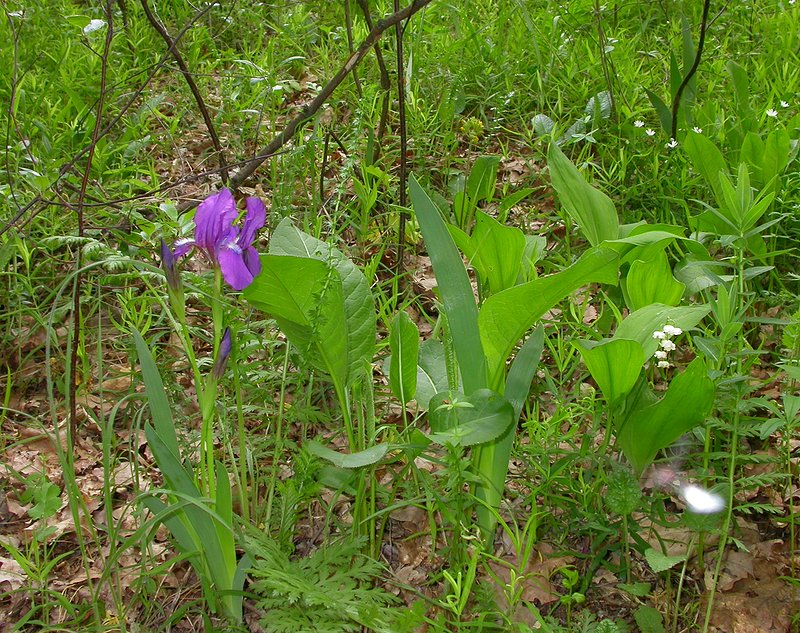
[470,211,526,294]
[684,131,729,210]
[479,246,619,382]
[466,156,500,203]
[143,427,239,619]
[614,303,710,357]
[574,339,644,406]
[634,605,666,633]
[451,211,527,295]
[547,144,619,246]
[428,389,514,447]
[389,311,419,404]
[674,256,726,294]
[415,340,451,409]
[669,51,681,102]
[624,252,685,311]
[644,548,687,573]
[411,175,487,394]
[306,440,389,468]
[645,89,672,134]
[605,467,642,516]
[617,358,714,473]
[727,61,755,131]
[268,219,377,385]
[214,461,236,583]
[521,235,547,281]
[740,132,765,184]
[761,128,791,195]
[243,255,348,389]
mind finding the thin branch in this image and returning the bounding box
[69,1,115,442]
[670,0,712,140]
[0,3,215,237]
[344,0,363,98]
[139,0,229,184]
[394,0,409,274]
[355,0,392,153]
[225,0,434,195]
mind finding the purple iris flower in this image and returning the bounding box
[173,188,266,291]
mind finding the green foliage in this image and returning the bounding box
[245,534,408,633]
[388,310,419,405]
[547,143,619,246]
[428,389,515,447]
[634,606,665,633]
[412,173,618,541]
[576,303,714,473]
[19,472,62,521]
[134,330,247,623]
[245,219,377,391]
[604,468,642,517]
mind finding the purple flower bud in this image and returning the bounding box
[160,239,182,292]
[212,328,233,380]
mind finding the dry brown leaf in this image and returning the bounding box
[488,543,574,608]
[706,549,754,592]
[0,555,26,590]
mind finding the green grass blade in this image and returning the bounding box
[132,329,180,461]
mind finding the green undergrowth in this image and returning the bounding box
[1,1,799,632]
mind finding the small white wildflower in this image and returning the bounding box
[652,330,667,340]
[645,128,656,137]
[662,324,682,336]
[781,100,790,108]
[634,120,645,128]
[660,339,677,352]
[692,126,703,134]
[680,484,725,514]
[654,350,668,360]
[766,108,778,118]
[666,138,679,149]
[657,360,671,369]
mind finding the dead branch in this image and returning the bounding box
[223,0,434,196]
[139,0,229,184]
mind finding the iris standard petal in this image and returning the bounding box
[242,246,261,278]
[194,188,237,253]
[239,197,266,247]
[218,245,254,291]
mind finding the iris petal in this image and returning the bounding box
[242,246,261,278]
[194,188,237,254]
[172,238,195,259]
[240,197,266,247]
[218,246,253,291]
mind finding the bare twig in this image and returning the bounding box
[69,1,115,442]
[139,0,229,184]
[344,0,363,98]
[355,0,392,155]
[670,0,712,139]
[224,0,434,196]
[394,0,409,274]
[0,3,215,237]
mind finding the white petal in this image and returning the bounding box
[680,484,725,514]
